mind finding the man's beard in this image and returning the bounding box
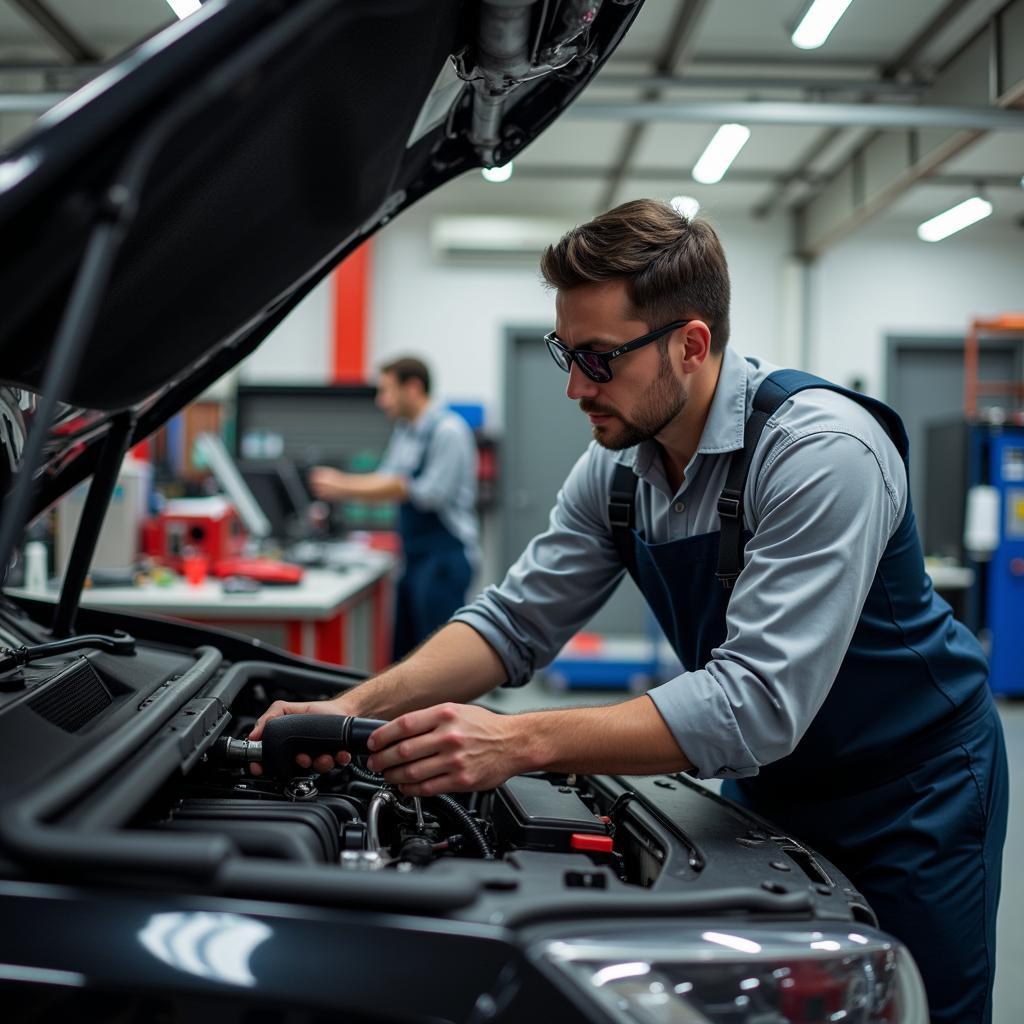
[581,354,687,451]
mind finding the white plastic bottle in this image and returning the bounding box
[24,540,48,592]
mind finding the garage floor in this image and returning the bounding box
[480,684,1024,1024]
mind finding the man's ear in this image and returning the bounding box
[674,320,713,375]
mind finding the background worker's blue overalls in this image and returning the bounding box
[611,369,1009,1023]
[392,421,472,662]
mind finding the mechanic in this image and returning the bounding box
[308,356,479,660]
[255,201,1007,1023]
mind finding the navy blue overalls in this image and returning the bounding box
[392,420,472,662]
[611,369,1009,1023]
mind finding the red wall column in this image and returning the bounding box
[332,241,373,384]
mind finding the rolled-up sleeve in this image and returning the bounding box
[454,445,626,686]
[647,425,905,779]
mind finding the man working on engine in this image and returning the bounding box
[253,200,1007,1022]
[308,355,479,661]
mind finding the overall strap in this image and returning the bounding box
[609,460,639,582]
[716,370,834,589]
[411,414,442,478]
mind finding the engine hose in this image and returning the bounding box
[348,764,494,859]
[348,763,385,785]
[431,794,494,860]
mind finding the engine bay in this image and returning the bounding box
[0,598,872,929]
[139,671,672,892]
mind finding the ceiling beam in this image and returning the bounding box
[0,91,64,112]
[688,52,881,70]
[7,0,101,64]
[795,0,1024,256]
[597,0,710,212]
[595,72,928,95]
[511,164,1023,189]
[566,98,1024,130]
[0,62,102,90]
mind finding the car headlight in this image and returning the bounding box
[539,923,927,1023]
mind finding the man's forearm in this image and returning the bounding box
[338,472,408,501]
[515,696,694,776]
[337,622,507,720]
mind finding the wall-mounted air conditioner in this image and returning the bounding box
[430,216,572,263]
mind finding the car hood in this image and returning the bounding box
[0,0,641,519]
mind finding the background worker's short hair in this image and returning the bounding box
[379,356,431,394]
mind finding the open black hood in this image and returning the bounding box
[0,0,642,519]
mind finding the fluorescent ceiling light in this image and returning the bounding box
[692,124,750,185]
[916,197,993,242]
[791,0,854,49]
[669,195,700,219]
[166,0,202,19]
[481,162,513,183]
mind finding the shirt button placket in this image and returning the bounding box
[672,500,686,539]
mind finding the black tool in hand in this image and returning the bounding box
[215,714,388,778]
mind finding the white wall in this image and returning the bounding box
[809,219,1024,398]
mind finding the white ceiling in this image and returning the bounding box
[0,0,1022,243]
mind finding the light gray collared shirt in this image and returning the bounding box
[378,405,480,568]
[453,347,908,780]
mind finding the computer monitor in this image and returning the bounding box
[238,460,313,541]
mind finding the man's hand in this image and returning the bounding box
[247,697,354,775]
[309,466,351,502]
[365,703,531,796]
[310,466,408,503]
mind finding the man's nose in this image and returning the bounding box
[566,361,598,401]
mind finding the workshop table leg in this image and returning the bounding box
[372,576,393,672]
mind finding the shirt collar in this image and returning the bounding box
[697,346,750,456]
[399,403,440,435]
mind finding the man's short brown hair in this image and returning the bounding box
[540,199,731,353]
[379,356,431,395]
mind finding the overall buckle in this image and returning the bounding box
[608,500,633,529]
[717,493,742,519]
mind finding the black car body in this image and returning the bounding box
[0,2,927,1021]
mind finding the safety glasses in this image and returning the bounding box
[544,320,689,383]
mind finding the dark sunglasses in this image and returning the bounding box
[544,320,690,384]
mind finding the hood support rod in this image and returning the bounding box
[0,195,136,602]
[51,411,135,638]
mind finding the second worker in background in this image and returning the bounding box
[309,356,479,661]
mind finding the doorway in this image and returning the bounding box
[501,326,647,635]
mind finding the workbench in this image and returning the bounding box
[12,553,396,674]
